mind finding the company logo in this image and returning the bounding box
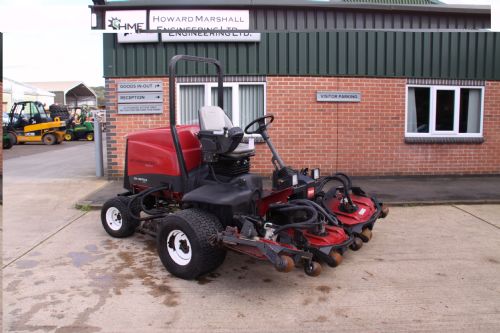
[108,17,144,31]
[108,17,121,30]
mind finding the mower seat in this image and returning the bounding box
[198,106,254,161]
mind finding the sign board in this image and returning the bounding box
[150,10,250,30]
[316,91,362,102]
[117,33,159,43]
[105,10,147,32]
[117,81,163,114]
[118,104,163,115]
[161,32,260,42]
[117,81,162,92]
[118,92,163,104]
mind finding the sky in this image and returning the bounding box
[0,0,104,87]
[0,0,498,88]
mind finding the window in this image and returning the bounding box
[406,85,483,138]
[177,82,265,133]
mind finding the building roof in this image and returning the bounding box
[3,77,55,97]
[91,0,489,14]
[25,81,86,93]
[26,81,97,100]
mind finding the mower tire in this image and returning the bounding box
[349,237,363,251]
[157,209,226,280]
[86,132,94,141]
[304,261,322,277]
[101,196,140,238]
[359,228,373,243]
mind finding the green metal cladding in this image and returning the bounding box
[0,33,3,78]
[103,31,500,80]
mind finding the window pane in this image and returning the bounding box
[210,87,233,121]
[239,85,264,130]
[179,85,204,125]
[459,89,481,133]
[407,87,430,133]
[435,90,455,131]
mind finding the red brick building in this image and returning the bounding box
[90,0,499,179]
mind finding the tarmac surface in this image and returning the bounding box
[77,175,500,209]
[2,140,500,332]
[3,140,91,160]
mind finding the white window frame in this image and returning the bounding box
[176,81,266,134]
[405,85,484,138]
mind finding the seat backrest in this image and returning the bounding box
[199,106,233,131]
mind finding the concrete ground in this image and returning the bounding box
[2,141,107,267]
[3,140,500,332]
[2,205,500,332]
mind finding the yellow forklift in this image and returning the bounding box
[4,101,67,145]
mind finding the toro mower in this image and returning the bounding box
[101,55,388,279]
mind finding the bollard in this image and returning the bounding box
[94,115,104,177]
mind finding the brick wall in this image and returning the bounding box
[105,77,500,179]
[0,80,3,174]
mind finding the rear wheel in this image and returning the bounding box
[101,196,140,238]
[86,132,94,141]
[42,133,57,145]
[157,209,226,280]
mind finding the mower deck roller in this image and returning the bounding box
[100,55,387,280]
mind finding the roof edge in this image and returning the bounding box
[90,2,490,15]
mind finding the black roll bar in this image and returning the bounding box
[168,55,224,192]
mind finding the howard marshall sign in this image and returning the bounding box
[317,91,361,102]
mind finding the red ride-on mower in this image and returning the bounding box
[100,55,386,280]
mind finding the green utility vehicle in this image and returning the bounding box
[64,110,95,141]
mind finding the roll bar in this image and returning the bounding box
[168,55,224,192]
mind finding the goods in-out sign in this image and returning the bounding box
[117,81,162,92]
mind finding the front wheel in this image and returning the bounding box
[64,132,74,141]
[101,196,140,238]
[86,132,94,141]
[157,209,226,280]
[7,132,17,146]
[3,136,13,149]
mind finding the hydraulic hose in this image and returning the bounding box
[269,202,321,234]
[316,175,355,207]
[127,185,171,220]
[290,199,340,226]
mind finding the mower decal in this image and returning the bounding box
[133,176,148,183]
[358,208,366,215]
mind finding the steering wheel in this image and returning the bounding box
[244,114,275,135]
